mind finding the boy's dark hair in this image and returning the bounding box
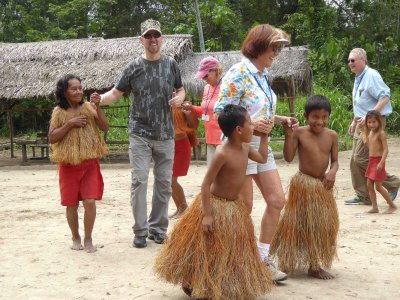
[218,104,248,138]
[304,95,331,115]
[55,74,82,110]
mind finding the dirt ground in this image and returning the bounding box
[0,138,399,300]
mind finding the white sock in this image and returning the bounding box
[257,242,270,260]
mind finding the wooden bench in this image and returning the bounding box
[15,140,38,164]
[31,132,49,159]
[15,132,49,164]
[31,144,49,159]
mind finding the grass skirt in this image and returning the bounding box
[154,193,272,300]
[270,172,339,273]
[50,103,108,165]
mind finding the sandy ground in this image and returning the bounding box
[1,138,399,300]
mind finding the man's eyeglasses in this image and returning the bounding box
[347,59,357,63]
[272,44,284,53]
[143,32,161,39]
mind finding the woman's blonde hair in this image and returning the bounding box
[214,65,224,78]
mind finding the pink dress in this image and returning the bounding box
[193,82,223,145]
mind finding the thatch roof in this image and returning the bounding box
[0,35,192,101]
[1,37,312,102]
[180,47,312,100]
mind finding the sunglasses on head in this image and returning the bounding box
[143,32,161,39]
[272,44,284,53]
[347,59,356,63]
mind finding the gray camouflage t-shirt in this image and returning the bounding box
[115,55,183,140]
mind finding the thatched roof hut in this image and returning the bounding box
[180,47,312,113]
[0,35,193,101]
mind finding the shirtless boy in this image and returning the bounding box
[155,104,273,299]
[270,95,339,279]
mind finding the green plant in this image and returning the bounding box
[273,82,354,151]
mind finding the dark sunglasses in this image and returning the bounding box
[202,69,216,80]
[143,32,161,39]
[272,44,284,53]
[347,59,356,63]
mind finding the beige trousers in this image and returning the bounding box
[350,118,400,204]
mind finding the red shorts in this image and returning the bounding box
[59,159,104,206]
[365,156,387,182]
[173,137,191,177]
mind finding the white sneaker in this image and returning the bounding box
[263,256,288,282]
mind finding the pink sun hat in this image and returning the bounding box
[195,56,220,79]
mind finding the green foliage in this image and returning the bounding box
[4,98,53,136]
[272,81,354,150]
[196,120,205,138]
[1,0,399,143]
[102,97,130,142]
[386,88,400,134]
[308,37,353,91]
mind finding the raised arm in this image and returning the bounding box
[93,105,109,132]
[169,87,185,108]
[283,124,299,162]
[191,105,203,118]
[248,134,269,163]
[86,102,109,132]
[181,102,199,129]
[201,150,226,234]
[90,87,124,106]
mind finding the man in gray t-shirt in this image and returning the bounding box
[91,19,185,248]
[115,54,182,140]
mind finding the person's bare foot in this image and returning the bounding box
[84,238,97,253]
[382,206,397,214]
[70,236,83,251]
[173,207,187,219]
[367,207,379,213]
[168,210,179,219]
[308,268,335,279]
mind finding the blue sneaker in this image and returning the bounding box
[344,196,364,205]
[390,189,398,201]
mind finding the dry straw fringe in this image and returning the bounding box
[49,102,108,165]
[270,172,339,273]
[154,193,273,300]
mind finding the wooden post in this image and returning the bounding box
[288,77,295,117]
[8,111,15,158]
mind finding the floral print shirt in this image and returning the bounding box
[214,57,277,120]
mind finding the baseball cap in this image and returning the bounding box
[141,19,162,36]
[195,56,220,79]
